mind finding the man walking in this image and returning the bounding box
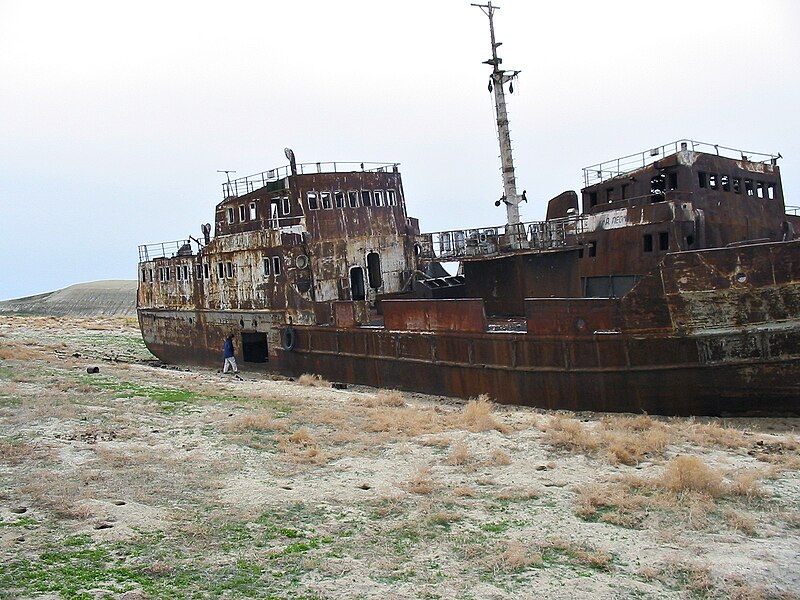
[223,334,240,378]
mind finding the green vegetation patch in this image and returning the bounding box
[52,329,156,362]
[78,374,229,413]
[0,530,329,600]
[0,395,21,407]
[480,521,511,533]
[0,515,40,528]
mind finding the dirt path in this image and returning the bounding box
[0,315,798,599]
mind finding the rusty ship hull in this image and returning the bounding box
[139,313,800,416]
[138,235,800,416]
[137,9,800,416]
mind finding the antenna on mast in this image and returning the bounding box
[471,1,522,226]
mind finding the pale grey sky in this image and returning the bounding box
[2,0,799,300]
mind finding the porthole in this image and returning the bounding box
[735,272,747,284]
[295,254,309,270]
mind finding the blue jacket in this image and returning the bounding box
[223,338,234,358]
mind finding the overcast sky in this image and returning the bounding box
[2,0,799,300]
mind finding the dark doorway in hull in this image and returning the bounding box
[350,267,366,301]
[242,332,268,363]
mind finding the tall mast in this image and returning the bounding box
[472,1,521,225]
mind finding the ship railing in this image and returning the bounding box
[222,161,400,198]
[582,139,780,188]
[786,205,800,216]
[418,216,586,261]
[138,239,197,263]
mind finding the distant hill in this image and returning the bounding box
[0,280,137,317]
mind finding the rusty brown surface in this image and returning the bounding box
[138,168,417,327]
[525,298,622,335]
[577,151,787,287]
[138,237,800,416]
[140,305,799,415]
[383,299,487,332]
[137,148,800,416]
[462,250,582,316]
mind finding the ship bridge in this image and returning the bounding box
[582,139,780,188]
[221,161,400,199]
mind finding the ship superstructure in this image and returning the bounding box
[137,5,799,415]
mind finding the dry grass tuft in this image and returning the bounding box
[488,448,512,466]
[723,508,757,534]
[405,465,436,495]
[575,482,649,528]
[278,427,330,465]
[453,486,477,497]
[0,439,35,465]
[146,562,174,576]
[55,380,95,393]
[572,546,613,570]
[21,473,97,520]
[603,428,672,465]
[543,538,613,571]
[645,560,715,597]
[462,395,508,433]
[447,441,472,465]
[496,487,538,501]
[602,414,657,431]
[278,427,329,464]
[0,344,44,361]
[728,469,767,499]
[576,456,769,533]
[428,511,462,527]
[544,414,598,452]
[296,373,328,387]
[287,427,317,446]
[370,390,406,407]
[541,413,679,465]
[291,445,329,465]
[683,420,747,449]
[726,580,770,600]
[659,455,723,497]
[368,405,449,437]
[224,412,285,433]
[421,436,452,448]
[494,539,542,571]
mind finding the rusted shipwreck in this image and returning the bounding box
[137,6,799,416]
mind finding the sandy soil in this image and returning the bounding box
[0,315,798,599]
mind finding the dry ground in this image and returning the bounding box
[0,315,798,599]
